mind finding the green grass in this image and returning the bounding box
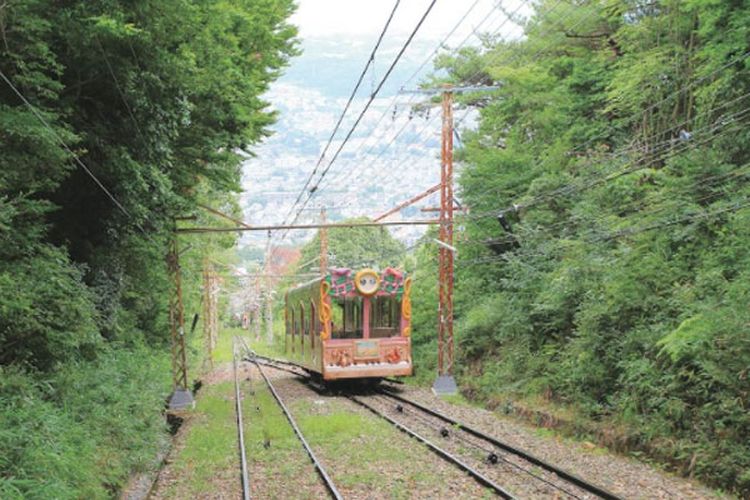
[289,398,449,497]
[243,380,325,498]
[164,381,238,497]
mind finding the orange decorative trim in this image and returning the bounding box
[401,277,412,337]
[319,280,331,340]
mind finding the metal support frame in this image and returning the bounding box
[374,184,441,222]
[253,276,262,341]
[202,258,219,370]
[264,230,274,344]
[434,87,457,395]
[168,234,194,410]
[175,219,438,233]
[319,207,328,276]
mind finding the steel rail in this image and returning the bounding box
[377,388,623,500]
[232,338,252,500]
[349,395,516,499]
[248,353,343,500]
[241,353,622,499]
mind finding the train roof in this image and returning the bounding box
[286,267,408,300]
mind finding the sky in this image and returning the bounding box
[239,0,527,250]
[291,0,506,39]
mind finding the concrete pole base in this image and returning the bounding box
[432,375,458,396]
[168,388,195,411]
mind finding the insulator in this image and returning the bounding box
[487,453,499,464]
[440,427,450,438]
[395,404,404,413]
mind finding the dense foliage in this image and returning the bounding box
[411,0,750,494]
[295,217,407,272]
[0,0,296,496]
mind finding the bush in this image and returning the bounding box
[0,347,170,499]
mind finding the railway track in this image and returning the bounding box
[361,390,622,500]
[246,353,623,499]
[231,337,251,500]
[375,388,622,499]
[237,339,343,499]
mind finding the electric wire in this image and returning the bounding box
[0,67,137,224]
[314,0,573,210]
[284,0,402,218]
[281,0,440,238]
[315,0,539,199]
[461,96,750,223]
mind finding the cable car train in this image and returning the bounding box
[284,267,412,380]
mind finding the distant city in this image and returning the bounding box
[239,36,475,251]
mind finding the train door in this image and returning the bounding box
[291,306,296,355]
[284,301,289,352]
[310,299,317,366]
[299,303,305,362]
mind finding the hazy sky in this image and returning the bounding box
[291,0,511,40]
[240,0,527,247]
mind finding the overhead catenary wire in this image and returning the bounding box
[460,197,750,269]
[313,0,571,210]
[279,0,440,240]
[314,0,538,199]
[298,0,504,213]
[420,17,750,219]
[461,95,750,224]
[365,104,750,267]
[284,0,402,217]
[465,44,750,205]
[454,115,750,261]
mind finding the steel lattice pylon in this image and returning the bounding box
[435,88,456,393]
[168,235,194,409]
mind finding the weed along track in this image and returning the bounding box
[239,351,497,498]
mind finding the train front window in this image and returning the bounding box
[370,296,401,338]
[331,296,363,339]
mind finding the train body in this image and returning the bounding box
[284,267,413,380]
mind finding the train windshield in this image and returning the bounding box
[330,295,402,339]
[331,296,364,339]
[370,296,400,338]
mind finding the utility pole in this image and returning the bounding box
[167,233,194,410]
[202,257,214,370]
[263,230,273,344]
[319,206,328,276]
[434,85,458,395]
[253,277,262,341]
[398,84,497,395]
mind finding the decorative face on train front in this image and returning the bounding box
[354,268,380,296]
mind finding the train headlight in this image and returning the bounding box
[354,269,380,296]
